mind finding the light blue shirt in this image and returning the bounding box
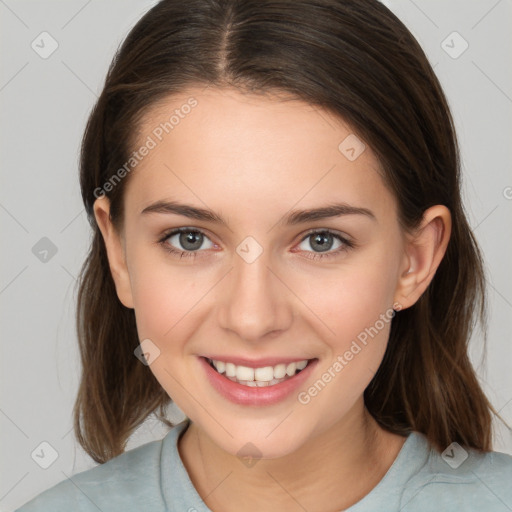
[15,419,512,511]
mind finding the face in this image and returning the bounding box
[96,86,423,459]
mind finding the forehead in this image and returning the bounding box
[124,86,397,225]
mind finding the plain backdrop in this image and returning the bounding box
[1,0,511,510]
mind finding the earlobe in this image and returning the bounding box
[93,196,134,309]
[394,205,452,309]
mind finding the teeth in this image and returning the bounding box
[254,366,274,381]
[273,364,287,379]
[225,362,236,377]
[286,362,297,376]
[296,360,308,370]
[226,376,290,387]
[209,358,310,383]
[236,365,254,381]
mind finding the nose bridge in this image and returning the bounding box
[218,237,293,340]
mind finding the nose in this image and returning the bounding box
[217,246,294,342]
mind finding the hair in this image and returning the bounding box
[74,0,499,464]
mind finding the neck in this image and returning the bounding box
[178,401,406,512]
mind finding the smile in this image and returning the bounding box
[200,356,319,406]
[206,357,311,387]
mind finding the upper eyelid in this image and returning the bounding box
[160,226,215,241]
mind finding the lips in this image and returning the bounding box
[200,355,319,406]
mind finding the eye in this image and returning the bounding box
[158,228,215,259]
[158,227,354,261]
[295,229,354,261]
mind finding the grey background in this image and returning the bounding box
[1,0,511,510]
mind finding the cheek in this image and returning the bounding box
[296,256,397,346]
[292,249,398,399]
[127,246,203,345]
[127,254,207,405]
[294,273,395,425]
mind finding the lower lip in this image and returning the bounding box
[199,356,318,406]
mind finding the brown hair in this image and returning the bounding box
[74,0,498,463]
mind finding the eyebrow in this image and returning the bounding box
[140,200,376,225]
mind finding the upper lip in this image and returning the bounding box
[201,355,315,368]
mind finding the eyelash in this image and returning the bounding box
[157,227,355,261]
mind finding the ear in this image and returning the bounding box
[393,205,452,310]
[93,196,134,309]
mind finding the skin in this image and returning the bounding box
[94,86,451,511]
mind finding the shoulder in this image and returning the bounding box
[401,435,512,511]
[14,435,168,512]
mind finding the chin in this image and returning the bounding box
[208,420,308,461]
